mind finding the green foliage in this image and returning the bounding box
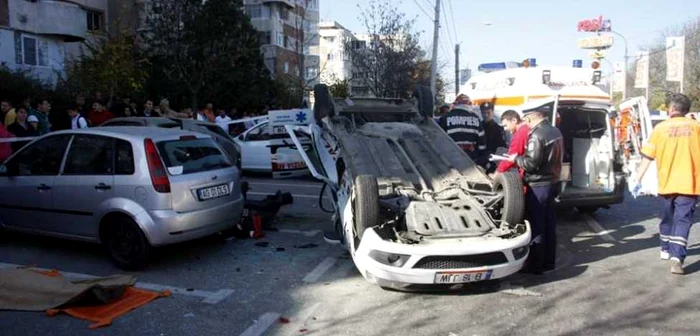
[328,79,350,98]
[143,0,273,111]
[65,33,149,104]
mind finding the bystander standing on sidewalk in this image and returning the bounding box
[28,99,51,135]
[86,101,114,126]
[2,99,16,126]
[68,106,89,129]
[8,106,38,152]
[215,109,232,130]
[632,93,700,275]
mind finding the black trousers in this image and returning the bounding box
[526,184,557,271]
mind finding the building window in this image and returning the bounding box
[87,10,104,32]
[284,62,289,74]
[245,4,270,18]
[259,32,271,45]
[323,36,335,43]
[276,33,284,47]
[280,8,289,20]
[306,67,318,80]
[22,36,48,67]
[352,40,366,50]
[327,53,334,61]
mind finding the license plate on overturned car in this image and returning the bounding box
[198,184,230,201]
[434,270,493,284]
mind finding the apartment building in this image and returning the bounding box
[0,0,107,86]
[243,0,319,85]
[317,22,377,97]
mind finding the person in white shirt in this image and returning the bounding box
[215,109,232,130]
[68,106,88,129]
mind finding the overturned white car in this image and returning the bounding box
[282,86,531,289]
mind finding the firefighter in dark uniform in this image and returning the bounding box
[505,101,564,274]
[439,94,488,167]
[480,102,506,173]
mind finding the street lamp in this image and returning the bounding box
[609,30,628,100]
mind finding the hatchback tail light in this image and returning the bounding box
[144,138,171,193]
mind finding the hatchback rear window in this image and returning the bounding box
[156,138,232,174]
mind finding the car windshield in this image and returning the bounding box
[156,138,232,174]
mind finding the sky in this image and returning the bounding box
[321,0,700,92]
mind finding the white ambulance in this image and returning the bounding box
[460,64,625,213]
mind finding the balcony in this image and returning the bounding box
[9,0,87,42]
[261,0,294,8]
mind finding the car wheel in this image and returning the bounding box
[493,172,525,226]
[354,175,380,240]
[577,206,599,214]
[412,86,434,118]
[102,216,151,270]
[313,84,335,123]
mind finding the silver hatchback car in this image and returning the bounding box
[0,127,244,269]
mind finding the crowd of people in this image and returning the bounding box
[0,94,268,162]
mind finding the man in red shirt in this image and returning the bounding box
[86,101,114,126]
[490,110,530,180]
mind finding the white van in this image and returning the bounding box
[461,65,624,213]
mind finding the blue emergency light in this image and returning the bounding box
[478,62,507,72]
[528,58,537,67]
[573,59,583,68]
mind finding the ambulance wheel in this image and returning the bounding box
[413,86,434,118]
[354,175,379,240]
[492,172,525,226]
[313,84,335,123]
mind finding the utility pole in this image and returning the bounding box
[454,43,460,96]
[430,0,441,98]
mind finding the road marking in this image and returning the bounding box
[278,229,321,237]
[247,191,328,200]
[581,213,616,243]
[239,312,281,336]
[303,256,338,283]
[248,182,323,189]
[0,262,234,304]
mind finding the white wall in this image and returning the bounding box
[0,28,66,87]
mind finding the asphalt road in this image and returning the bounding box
[1,175,700,336]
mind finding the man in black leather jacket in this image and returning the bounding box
[506,101,563,274]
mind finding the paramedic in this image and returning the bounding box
[632,93,700,275]
[490,110,530,180]
[481,102,506,173]
[506,101,563,274]
[439,94,488,167]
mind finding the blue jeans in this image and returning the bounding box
[660,194,697,261]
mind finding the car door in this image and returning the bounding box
[618,96,658,195]
[238,122,273,172]
[0,134,72,232]
[52,134,115,238]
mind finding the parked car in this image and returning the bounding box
[0,127,245,269]
[101,117,242,170]
[232,119,311,178]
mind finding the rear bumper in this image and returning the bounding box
[556,173,626,208]
[137,196,244,246]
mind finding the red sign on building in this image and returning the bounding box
[577,15,612,32]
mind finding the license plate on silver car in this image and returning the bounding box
[198,184,230,201]
[434,270,492,284]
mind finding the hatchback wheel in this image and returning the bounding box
[103,217,151,270]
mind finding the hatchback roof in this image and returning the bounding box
[50,126,210,141]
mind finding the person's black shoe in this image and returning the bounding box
[323,230,341,244]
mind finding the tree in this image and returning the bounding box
[630,16,700,109]
[64,33,149,104]
[144,0,272,111]
[345,0,427,99]
[328,77,350,98]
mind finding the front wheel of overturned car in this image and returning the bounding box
[102,216,151,271]
[313,84,335,123]
[412,86,434,118]
[493,172,525,226]
[354,175,380,240]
